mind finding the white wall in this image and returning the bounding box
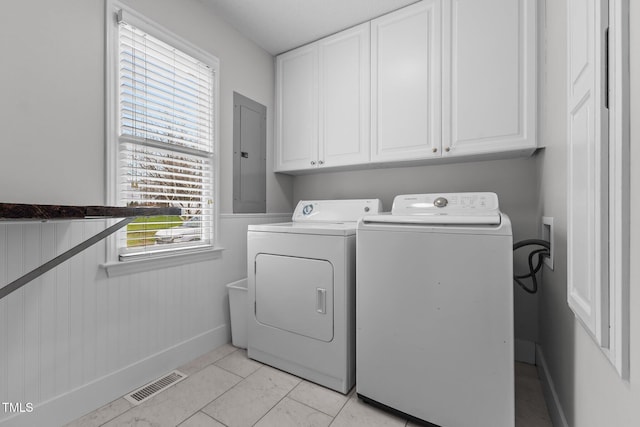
[293,157,541,357]
[536,1,640,426]
[0,0,293,213]
[0,0,104,205]
[0,0,291,425]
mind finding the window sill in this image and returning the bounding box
[101,246,224,278]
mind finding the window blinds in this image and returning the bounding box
[117,19,215,256]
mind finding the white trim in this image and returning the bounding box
[535,344,570,427]
[606,0,630,379]
[105,0,119,260]
[101,246,223,277]
[0,325,229,427]
[114,4,220,68]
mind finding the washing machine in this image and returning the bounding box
[247,199,381,394]
[356,192,514,427]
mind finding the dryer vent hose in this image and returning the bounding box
[513,239,550,294]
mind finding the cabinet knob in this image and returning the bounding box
[445,147,451,152]
[432,148,437,153]
[318,160,324,165]
[311,161,316,166]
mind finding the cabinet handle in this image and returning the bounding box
[432,148,437,153]
[310,161,316,166]
[445,147,451,152]
[318,160,324,165]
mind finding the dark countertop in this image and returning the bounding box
[0,203,182,220]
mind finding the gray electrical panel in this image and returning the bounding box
[233,92,267,213]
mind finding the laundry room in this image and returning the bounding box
[0,0,637,426]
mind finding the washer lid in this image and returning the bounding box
[364,192,501,225]
[248,221,357,236]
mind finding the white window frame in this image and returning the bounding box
[566,0,629,378]
[104,0,222,274]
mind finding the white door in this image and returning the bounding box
[319,23,370,167]
[275,44,318,171]
[371,0,442,162]
[566,0,609,346]
[255,254,334,342]
[442,0,536,156]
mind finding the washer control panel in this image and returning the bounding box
[391,193,499,215]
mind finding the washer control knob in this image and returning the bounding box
[434,197,448,208]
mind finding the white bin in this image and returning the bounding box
[227,278,248,349]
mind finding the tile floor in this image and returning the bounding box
[66,344,552,427]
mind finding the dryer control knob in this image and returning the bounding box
[434,197,448,208]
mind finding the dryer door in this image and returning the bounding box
[255,254,334,342]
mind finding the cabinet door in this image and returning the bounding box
[371,1,442,162]
[442,0,536,156]
[275,44,318,171]
[319,23,370,167]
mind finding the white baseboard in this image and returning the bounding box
[515,338,536,364]
[536,344,569,427]
[1,325,230,427]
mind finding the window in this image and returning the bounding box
[106,2,219,260]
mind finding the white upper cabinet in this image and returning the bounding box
[275,0,537,173]
[275,44,318,171]
[442,0,536,157]
[370,0,442,162]
[319,24,371,168]
[275,23,370,172]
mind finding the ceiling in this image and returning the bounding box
[198,0,420,55]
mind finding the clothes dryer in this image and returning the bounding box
[247,199,381,393]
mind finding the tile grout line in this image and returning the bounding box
[196,364,272,426]
[285,383,354,420]
[187,368,245,426]
[95,399,133,427]
[285,393,342,420]
[250,376,303,427]
[184,347,240,376]
[328,389,358,427]
[178,410,229,427]
[211,358,262,379]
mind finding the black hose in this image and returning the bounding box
[513,239,550,294]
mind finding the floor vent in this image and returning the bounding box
[125,370,187,405]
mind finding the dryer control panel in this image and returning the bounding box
[293,199,382,223]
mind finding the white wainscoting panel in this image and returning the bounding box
[0,213,289,426]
